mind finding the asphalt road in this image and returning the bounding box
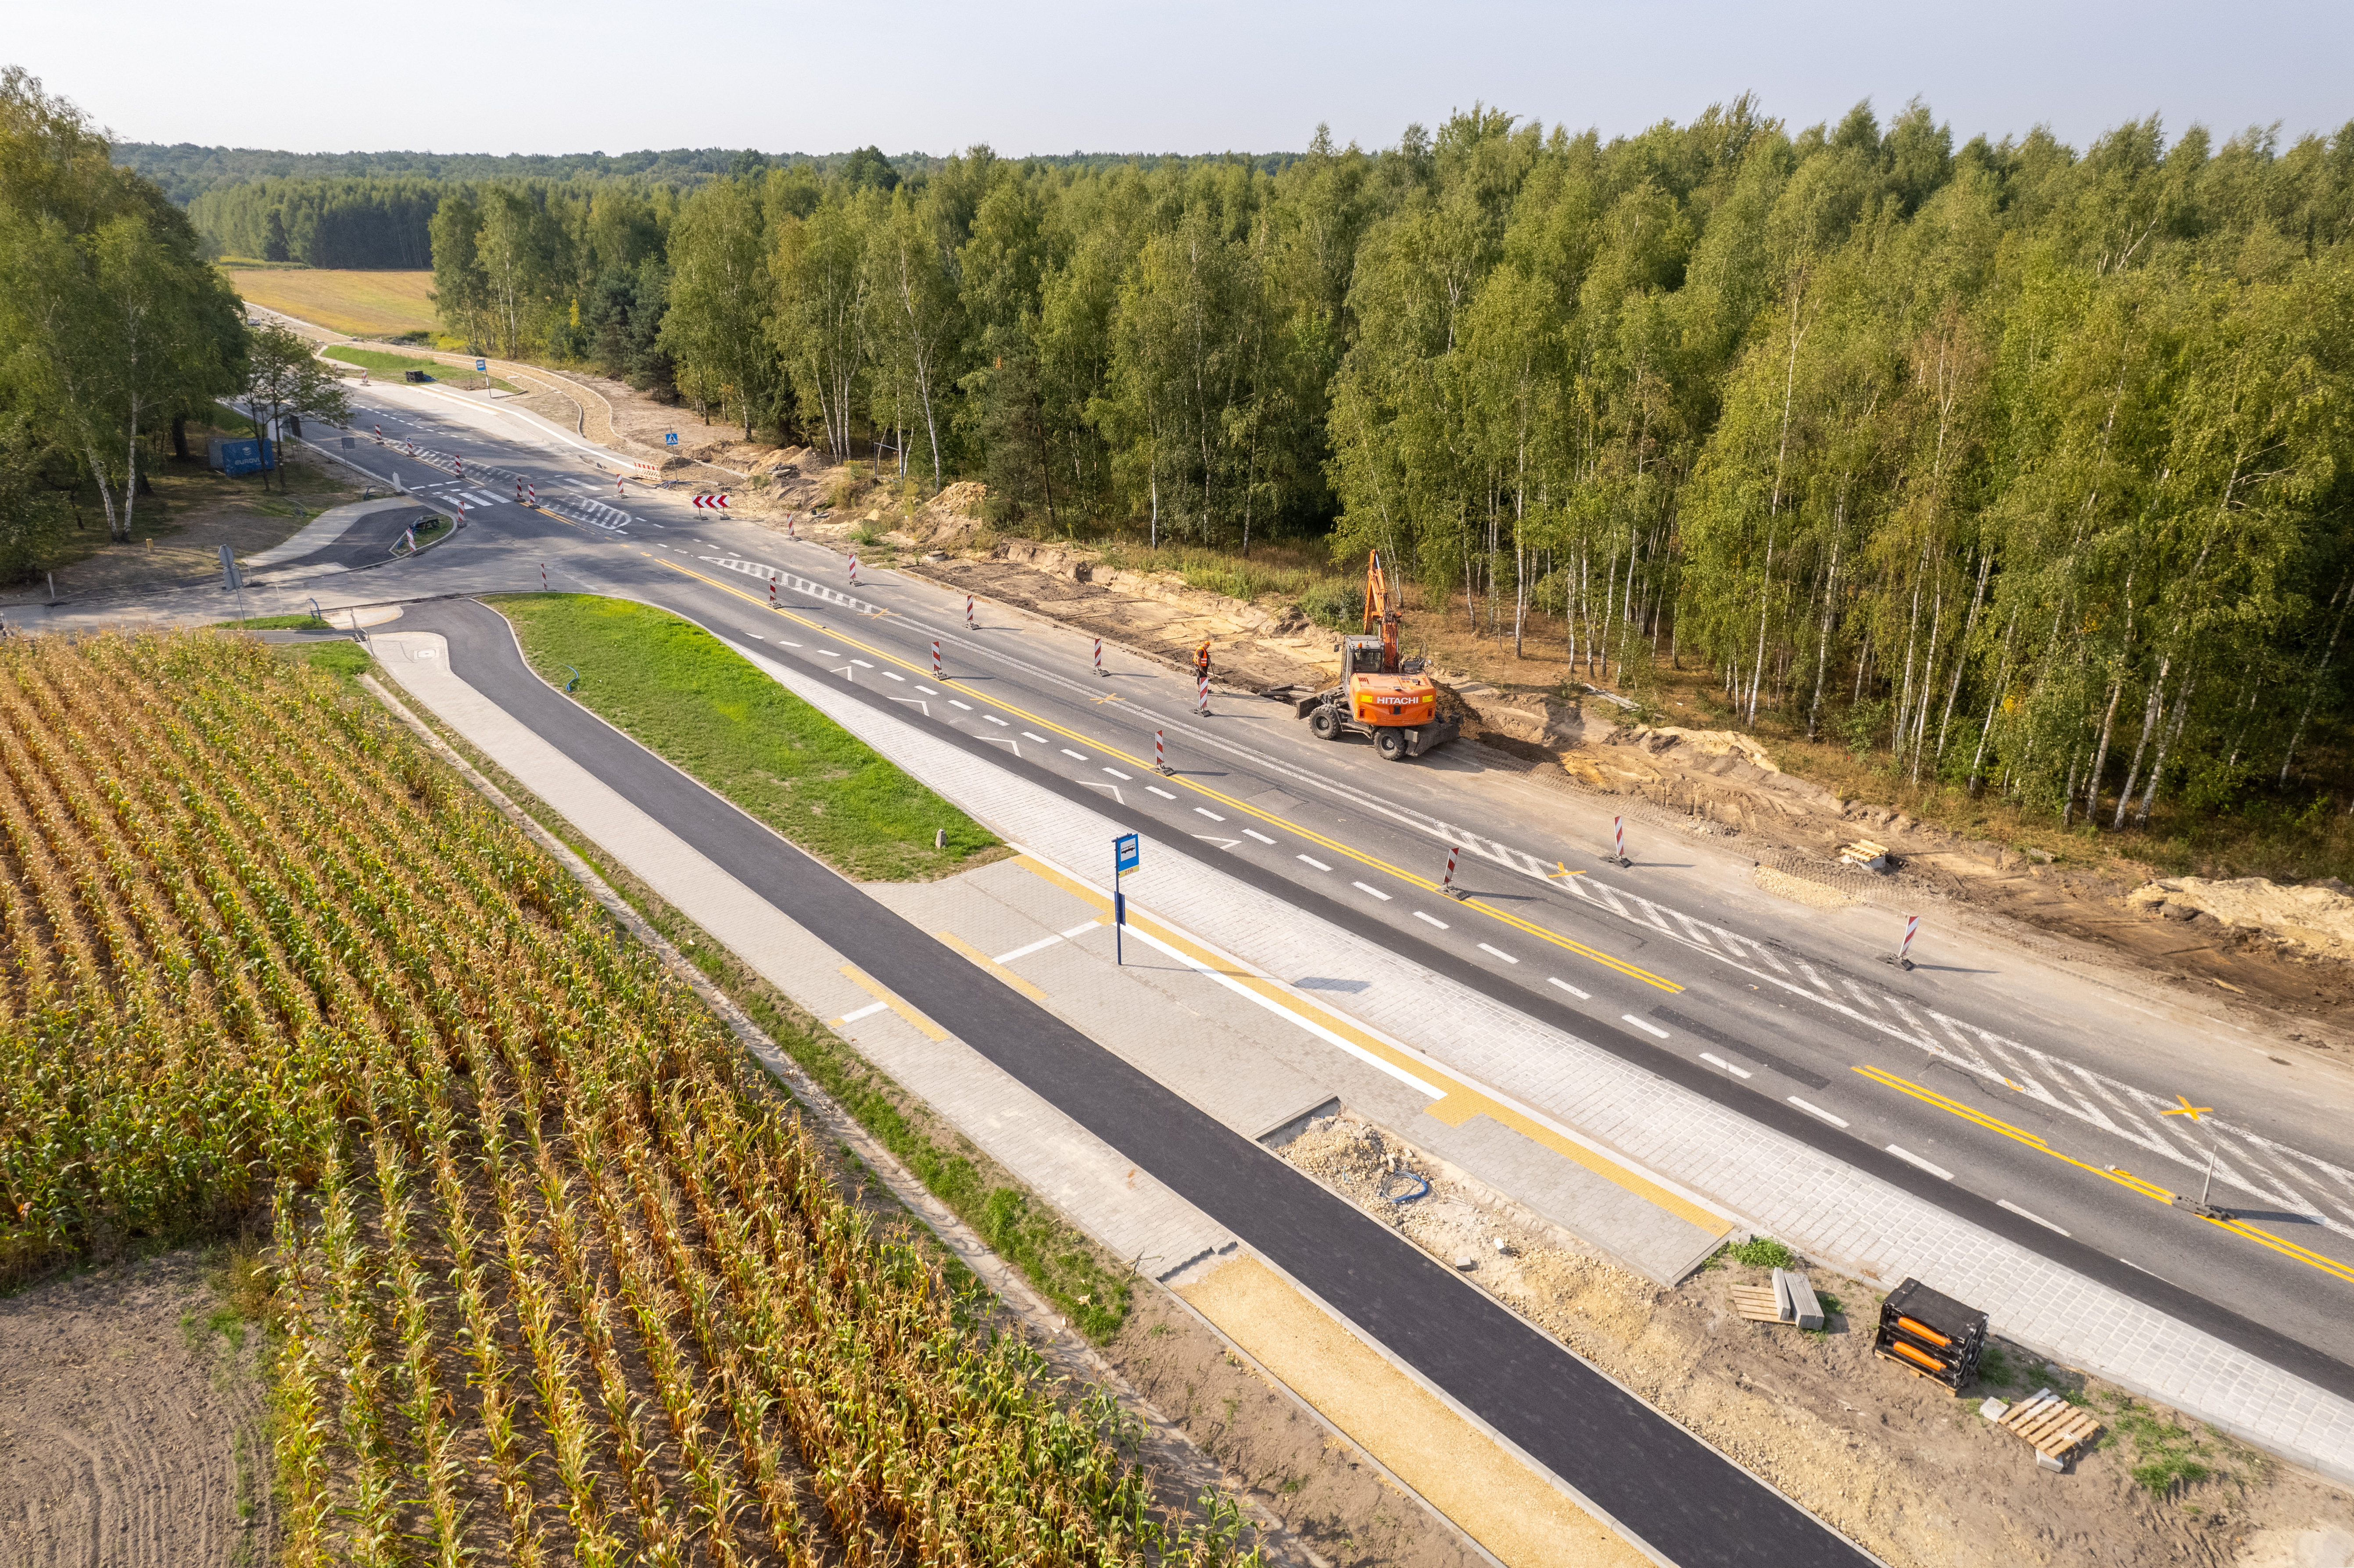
[404,595,1874,1568]
[182,380,2354,1387]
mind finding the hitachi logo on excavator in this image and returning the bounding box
[1369,695,1421,705]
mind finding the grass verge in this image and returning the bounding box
[324,344,519,394]
[488,593,1006,881]
[394,691,1131,1337]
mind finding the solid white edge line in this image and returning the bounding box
[836,1000,889,1024]
[1547,977,1591,1000]
[1352,881,1392,900]
[1476,942,1520,964]
[1998,1198,2071,1236]
[992,934,1065,964]
[1117,922,1448,1100]
[1700,1052,1753,1078]
[1885,1144,1955,1181]
[1413,910,1449,928]
[1786,1096,1849,1128]
[1623,1014,1670,1039]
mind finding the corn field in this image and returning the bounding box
[0,630,1254,1567]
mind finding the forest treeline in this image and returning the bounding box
[2,72,357,565]
[92,95,2354,824]
[416,101,2354,828]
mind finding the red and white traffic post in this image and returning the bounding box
[768,578,778,608]
[373,424,381,442]
[1897,914,1920,971]
[514,479,523,503]
[454,455,463,480]
[849,553,859,587]
[1154,729,1172,776]
[1197,671,1211,715]
[527,481,535,506]
[965,593,975,628]
[787,515,796,540]
[1604,815,1629,867]
[540,562,548,590]
[932,639,942,677]
[1442,845,1463,899]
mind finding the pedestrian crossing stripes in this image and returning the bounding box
[1544,867,2354,1239]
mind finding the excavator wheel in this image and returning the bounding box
[1308,705,1340,741]
[1375,728,1409,762]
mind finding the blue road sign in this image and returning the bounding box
[665,432,679,446]
[475,358,487,372]
[1115,833,1140,873]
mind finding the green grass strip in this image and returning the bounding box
[490,593,1001,881]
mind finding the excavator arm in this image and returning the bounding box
[1364,549,1402,673]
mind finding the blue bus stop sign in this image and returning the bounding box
[1113,833,1139,962]
[476,358,487,372]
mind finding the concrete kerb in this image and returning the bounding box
[722,623,2354,1489]
[354,667,1328,1564]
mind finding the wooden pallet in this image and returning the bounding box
[1731,1284,1785,1324]
[1997,1393,2102,1460]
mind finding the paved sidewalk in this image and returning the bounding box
[370,630,1235,1284]
[736,638,2354,1486]
[868,855,1731,1285]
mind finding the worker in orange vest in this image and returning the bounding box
[1193,637,1213,681]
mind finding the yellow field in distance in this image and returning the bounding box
[219,266,438,338]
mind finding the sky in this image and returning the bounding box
[14,0,2352,160]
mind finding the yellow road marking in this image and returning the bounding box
[645,555,1679,993]
[837,963,946,1042]
[934,931,1047,1002]
[1014,856,1728,1236]
[1852,1065,2354,1286]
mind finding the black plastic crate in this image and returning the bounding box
[1873,1276,1987,1389]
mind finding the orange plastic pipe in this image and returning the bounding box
[1889,1340,1944,1371]
[1895,1315,1952,1347]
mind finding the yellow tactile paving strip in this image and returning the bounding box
[1012,856,1731,1240]
[934,930,1049,1002]
[1182,1255,1655,1568]
[835,963,947,1041]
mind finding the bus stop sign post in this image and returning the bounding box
[1114,833,1140,964]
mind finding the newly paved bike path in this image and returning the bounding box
[406,598,1872,1568]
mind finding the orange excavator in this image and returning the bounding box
[1290,550,1460,761]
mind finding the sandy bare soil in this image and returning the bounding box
[1102,1289,1484,1568]
[0,1249,276,1568]
[1282,1116,2354,1568]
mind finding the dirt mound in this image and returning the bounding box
[2128,876,2354,959]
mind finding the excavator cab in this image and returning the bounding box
[1342,635,1389,676]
